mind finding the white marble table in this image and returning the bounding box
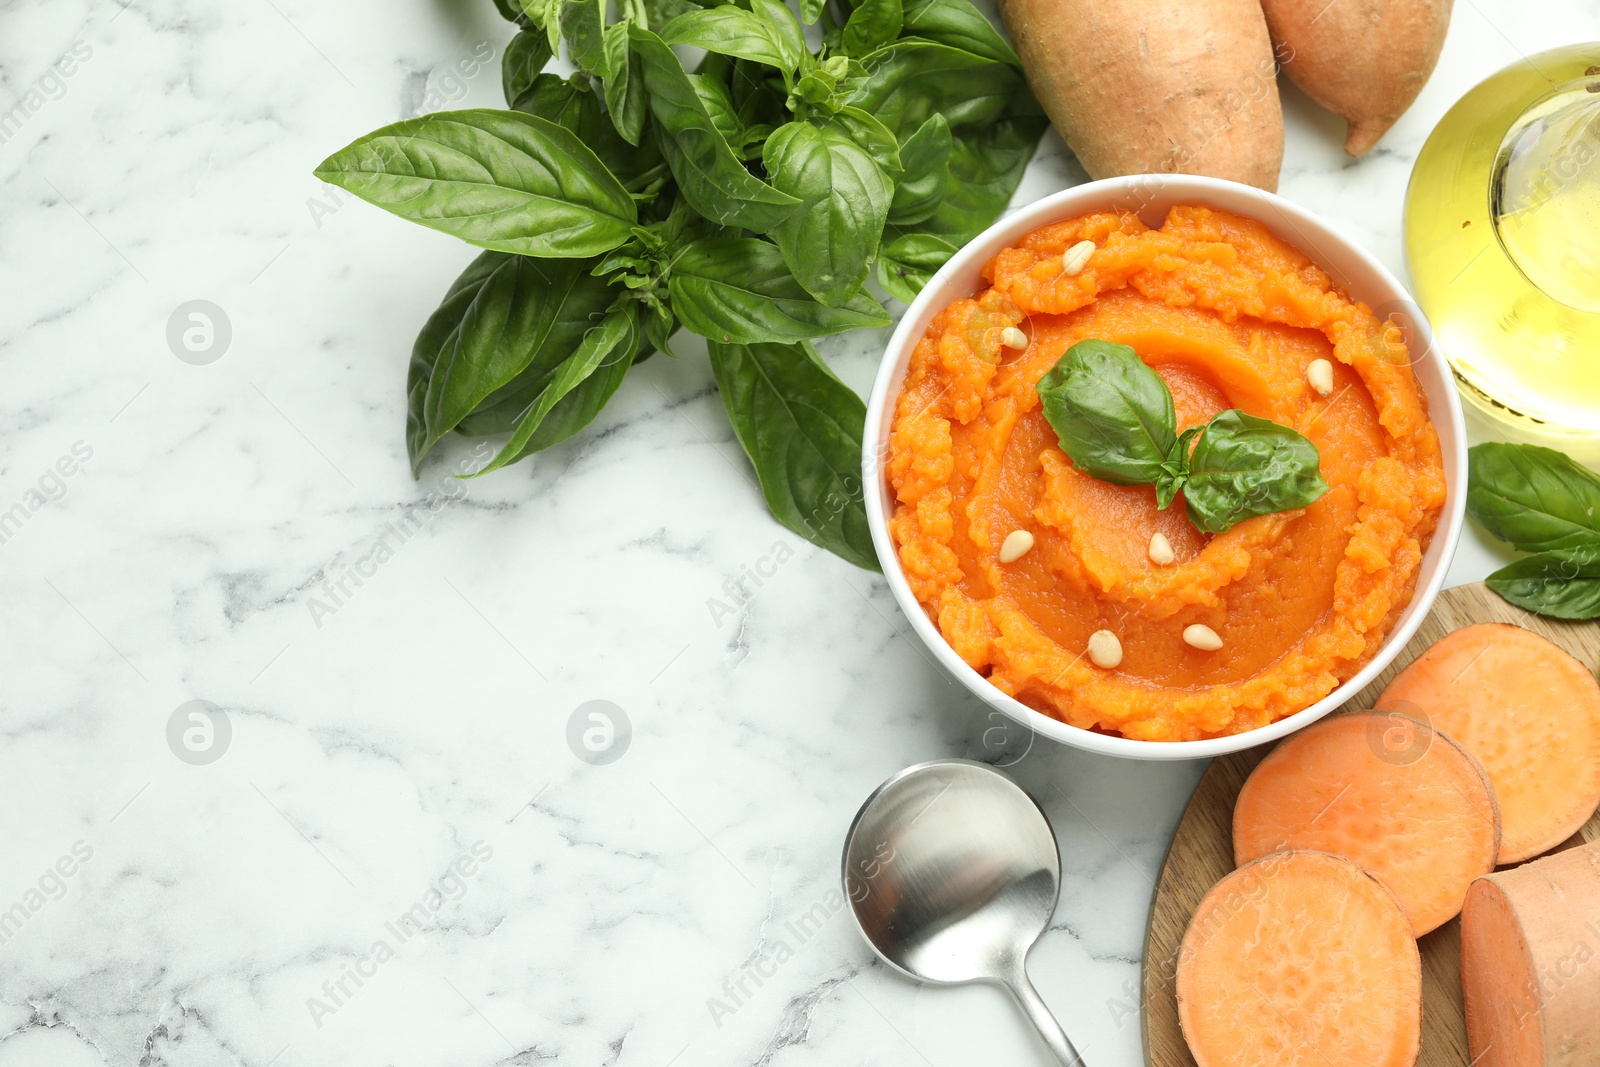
[1,1,1592,1064]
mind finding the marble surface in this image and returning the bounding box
[1,1,1595,1065]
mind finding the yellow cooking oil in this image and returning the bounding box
[1405,44,1600,457]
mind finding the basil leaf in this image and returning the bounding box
[900,0,1022,67]
[313,109,637,258]
[1485,550,1600,620]
[407,251,600,472]
[708,340,878,570]
[843,0,902,57]
[847,41,1022,137]
[502,29,553,105]
[914,110,1044,244]
[518,0,563,52]
[659,5,802,72]
[1184,411,1329,533]
[494,0,529,22]
[875,233,956,305]
[559,0,606,73]
[822,106,902,177]
[1467,442,1600,555]
[508,74,662,187]
[601,21,647,145]
[476,304,641,474]
[762,122,893,307]
[751,0,809,69]
[668,237,890,343]
[800,0,826,24]
[1036,340,1178,486]
[630,24,801,232]
[888,113,951,225]
[453,282,634,443]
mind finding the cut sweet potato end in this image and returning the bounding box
[1177,850,1421,1067]
[1460,879,1545,1067]
[1378,622,1600,864]
[1461,841,1600,1067]
[1233,710,1500,936]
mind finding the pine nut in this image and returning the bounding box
[999,529,1035,563]
[1000,326,1028,350]
[1148,532,1175,565]
[1307,358,1335,397]
[1183,624,1223,651]
[1087,629,1123,669]
[1062,240,1096,276]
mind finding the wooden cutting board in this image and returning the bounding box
[1141,581,1600,1067]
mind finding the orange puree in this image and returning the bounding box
[886,206,1446,742]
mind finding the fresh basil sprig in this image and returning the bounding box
[1468,443,1600,619]
[317,0,1047,569]
[1035,340,1329,533]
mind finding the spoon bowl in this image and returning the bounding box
[842,759,1085,1065]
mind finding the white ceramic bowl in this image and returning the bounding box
[863,175,1467,761]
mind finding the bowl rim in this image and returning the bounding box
[861,174,1468,761]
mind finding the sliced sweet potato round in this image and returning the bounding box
[1177,850,1421,1067]
[1233,709,1500,935]
[1378,622,1600,863]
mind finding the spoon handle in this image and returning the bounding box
[1002,962,1085,1066]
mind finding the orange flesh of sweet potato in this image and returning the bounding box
[1378,623,1600,864]
[996,0,1284,189]
[1233,710,1500,936]
[1461,840,1600,1067]
[1177,850,1422,1067]
[1260,0,1453,156]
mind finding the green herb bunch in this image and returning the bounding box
[314,0,1044,570]
[1469,443,1600,619]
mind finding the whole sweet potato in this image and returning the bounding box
[1261,0,1453,156]
[998,0,1285,190]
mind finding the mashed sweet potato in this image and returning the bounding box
[886,206,1446,741]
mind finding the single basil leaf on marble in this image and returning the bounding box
[313,109,636,258]
[1485,549,1600,620]
[899,0,1022,67]
[659,4,802,72]
[668,237,890,344]
[875,233,957,305]
[1467,442,1600,555]
[559,0,606,72]
[474,303,640,475]
[842,0,902,57]
[888,113,952,225]
[1183,410,1329,533]
[630,24,801,233]
[846,40,1022,137]
[707,339,878,570]
[502,29,553,105]
[600,21,648,145]
[407,251,601,472]
[1036,340,1178,486]
[762,121,893,307]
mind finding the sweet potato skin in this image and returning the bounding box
[1461,841,1600,1067]
[997,0,1285,190]
[1260,0,1453,156]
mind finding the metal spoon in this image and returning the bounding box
[842,759,1085,1066]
